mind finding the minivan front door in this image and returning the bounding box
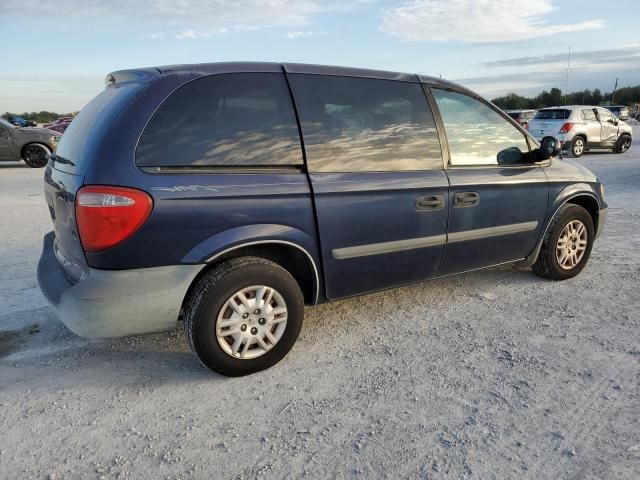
[287,69,448,299]
[429,88,548,275]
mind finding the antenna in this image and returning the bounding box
[564,46,570,106]
[611,77,619,104]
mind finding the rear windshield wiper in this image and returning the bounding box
[49,153,75,167]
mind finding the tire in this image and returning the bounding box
[183,257,304,376]
[22,143,51,168]
[532,204,594,281]
[613,134,631,154]
[570,136,586,158]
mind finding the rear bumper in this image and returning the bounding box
[37,232,205,338]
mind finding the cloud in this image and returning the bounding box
[381,0,603,43]
[1,0,335,30]
[484,44,640,68]
[455,56,640,98]
[286,31,326,39]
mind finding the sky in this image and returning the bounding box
[1,0,639,112]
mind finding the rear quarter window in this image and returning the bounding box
[136,73,302,169]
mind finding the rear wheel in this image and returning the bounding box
[570,136,585,158]
[22,143,51,168]
[183,257,304,376]
[533,204,594,280]
[614,134,631,153]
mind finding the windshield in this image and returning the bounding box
[534,109,572,120]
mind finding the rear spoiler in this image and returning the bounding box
[105,68,161,87]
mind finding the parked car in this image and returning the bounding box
[528,106,633,157]
[606,105,629,121]
[44,121,72,134]
[0,117,60,167]
[4,115,36,128]
[38,62,608,376]
[505,109,536,129]
[43,116,74,128]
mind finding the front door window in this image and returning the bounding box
[432,89,530,166]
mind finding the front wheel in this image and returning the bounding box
[22,143,51,168]
[614,134,632,154]
[183,257,304,376]
[533,204,594,280]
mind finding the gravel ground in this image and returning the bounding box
[1,127,639,479]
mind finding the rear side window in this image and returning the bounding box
[136,73,302,168]
[581,109,597,121]
[288,75,442,172]
[534,109,572,120]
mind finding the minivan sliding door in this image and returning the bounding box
[287,71,448,299]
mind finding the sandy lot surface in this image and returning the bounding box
[1,128,639,479]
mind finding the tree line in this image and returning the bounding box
[3,111,75,124]
[492,85,640,110]
[6,84,640,121]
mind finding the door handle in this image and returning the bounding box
[454,191,480,208]
[415,194,445,211]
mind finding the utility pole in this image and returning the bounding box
[611,77,619,104]
[564,47,570,106]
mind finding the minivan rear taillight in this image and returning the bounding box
[559,122,574,133]
[75,186,153,252]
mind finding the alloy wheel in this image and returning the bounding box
[573,138,584,156]
[23,145,49,167]
[620,138,631,152]
[555,220,588,270]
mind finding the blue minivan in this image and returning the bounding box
[38,62,607,376]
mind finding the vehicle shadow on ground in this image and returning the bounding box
[1,265,544,384]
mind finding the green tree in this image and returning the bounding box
[491,84,640,109]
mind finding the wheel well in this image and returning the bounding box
[566,194,599,232]
[184,243,317,309]
[21,142,52,158]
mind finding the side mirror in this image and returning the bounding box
[497,146,524,165]
[538,136,560,160]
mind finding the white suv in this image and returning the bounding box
[528,106,633,157]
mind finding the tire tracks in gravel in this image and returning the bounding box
[518,329,639,479]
